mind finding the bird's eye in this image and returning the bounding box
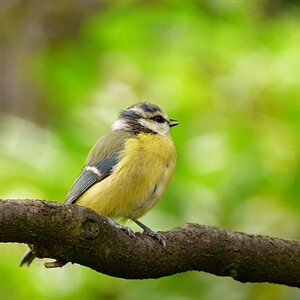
[152,115,165,123]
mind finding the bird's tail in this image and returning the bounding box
[19,249,36,267]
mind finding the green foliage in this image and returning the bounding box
[1,1,300,299]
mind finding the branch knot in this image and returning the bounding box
[82,218,100,240]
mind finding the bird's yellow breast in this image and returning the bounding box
[76,133,176,220]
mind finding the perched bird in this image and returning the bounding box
[20,102,178,267]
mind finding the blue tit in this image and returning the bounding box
[20,102,178,267]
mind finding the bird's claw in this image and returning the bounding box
[107,217,136,238]
[118,225,136,238]
[108,217,166,245]
[143,228,167,247]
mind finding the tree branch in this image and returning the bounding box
[0,199,300,288]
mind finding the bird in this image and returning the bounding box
[20,102,179,267]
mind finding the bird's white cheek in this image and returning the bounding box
[137,119,151,130]
[162,125,170,136]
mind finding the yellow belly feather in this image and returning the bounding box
[76,133,176,220]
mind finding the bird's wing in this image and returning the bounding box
[64,155,119,204]
[64,131,134,204]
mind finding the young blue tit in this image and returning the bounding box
[20,102,178,267]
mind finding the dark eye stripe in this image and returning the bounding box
[151,115,166,123]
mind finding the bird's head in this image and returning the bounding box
[112,102,179,136]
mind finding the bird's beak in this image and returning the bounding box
[169,119,180,127]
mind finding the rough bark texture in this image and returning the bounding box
[0,199,300,288]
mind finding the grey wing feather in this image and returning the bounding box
[64,155,119,204]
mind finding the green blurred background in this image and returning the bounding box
[1,0,300,299]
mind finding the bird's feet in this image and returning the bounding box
[142,227,167,247]
[108,217,167,247]
[107,217,136,238]
[133,220,167,247]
